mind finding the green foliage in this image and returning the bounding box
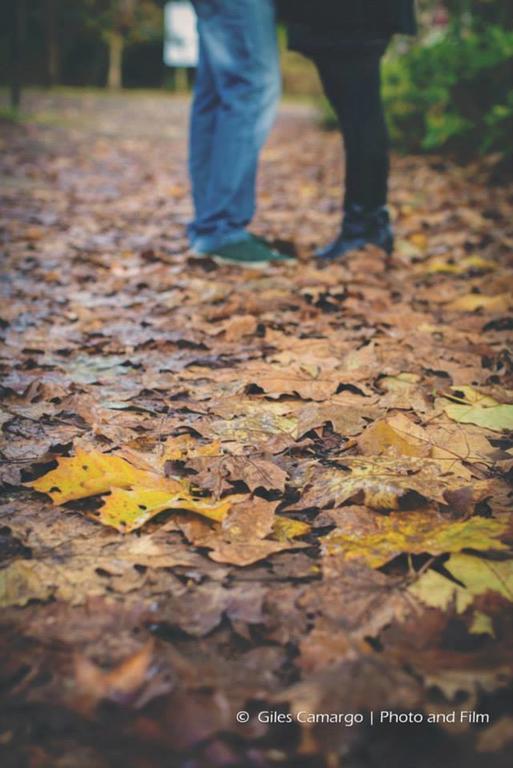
[382,23,513,158]
[84,0,162,44]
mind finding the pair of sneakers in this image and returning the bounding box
[195,205,394,268]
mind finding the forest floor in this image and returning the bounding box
[1,89,513,768]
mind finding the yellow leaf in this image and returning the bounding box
[410,554,513,613]
[98,486,230,533]
[448,553,513,602]
[438,387,513,432]
[469,611,495,637]
[27,449,177,504]
[26,449,228,533]
[357,414,428,458]
[446,293,511,313]
[272,516,311,541]
[322,514,507,568]
[0,560,53,607]
[443,386,497,406]
[409,232,428,250]
[419,255,496,275]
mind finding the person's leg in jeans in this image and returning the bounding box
[188,31,219,230]
[188,0,282,258]
[313,42,393,258]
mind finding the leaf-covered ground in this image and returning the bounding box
[1,90,513,768]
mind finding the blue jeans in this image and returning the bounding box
[188,0,280,253]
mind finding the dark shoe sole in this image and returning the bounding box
[316,236,393,260]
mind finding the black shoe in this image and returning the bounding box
[316,204,394,260]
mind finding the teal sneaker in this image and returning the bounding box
[205,237,295,269]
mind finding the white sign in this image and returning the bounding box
[163,1,198,68]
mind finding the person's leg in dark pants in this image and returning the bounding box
[313,41,394,258]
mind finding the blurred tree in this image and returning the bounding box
[2,0,27,108]
[85,0,162,88]
[45,0,59,85]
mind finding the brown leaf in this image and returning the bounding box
[73,640,157,708]
[298,456,474,511]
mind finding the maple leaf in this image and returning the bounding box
[425,419,494,471]
[296,401,373,438]
[26,450,229,532]
[378,373,430,413]
[410,554,513,613]
[199,412,298,446]
[175,498,307,566]
[218,455,288,493]
[97,486,230,532]
[27,448,179,504]
[298,456,473,511]
[242,361,340,401]
[438,386,513,432]
[321,513,507,568]
[357,413,429,458]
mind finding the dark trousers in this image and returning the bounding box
[313,41,389,211]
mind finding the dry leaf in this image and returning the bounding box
[438,387,513,432]
[27,449,178,504]
[322,513,507,568]
[98,486,230,532]
[298,456,472,511]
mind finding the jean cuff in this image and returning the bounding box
[189,228,250,254]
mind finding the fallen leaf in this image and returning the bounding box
[298,456,472,511]
[272,516,311,541]
[322,514,507,568]
[410,554,513,613]
[469,611,495,637]
[176,497,306,566]
[357,413,429,457]
[438,387,513,432]
[97,486,230,532]
[0,559,54,607]
[446,293,511,313]
[27,449,178,504]
[419,255,496,274]
[74,640,157,708]
[379,373,430,413]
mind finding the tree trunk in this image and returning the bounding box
[107,31,124,89]
[45,0,60,86]
[10,0,26,109]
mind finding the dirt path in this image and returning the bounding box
[1,90,513,768]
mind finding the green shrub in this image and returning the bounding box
[382,24,513,159]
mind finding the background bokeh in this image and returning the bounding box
[1,0,512,162]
